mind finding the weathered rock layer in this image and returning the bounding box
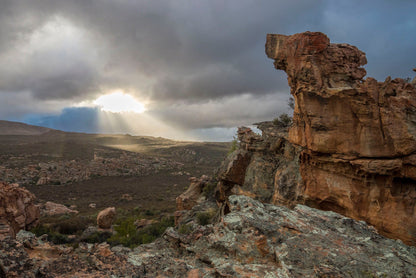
[0,182,39,239]
[266,31,416,244]
[216,123,303,210]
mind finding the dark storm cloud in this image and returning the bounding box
[1,0,416,139]
[147,93,290,129]
[0,0,323,104]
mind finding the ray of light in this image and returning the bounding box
[94,91,146,114]
[96,109,197,141]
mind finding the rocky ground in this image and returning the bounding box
[0,129,229,187]
[1,195,415,277]
[0,149,183,186]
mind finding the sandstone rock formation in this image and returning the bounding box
[176,175,210,211]
[216,123,302,212]
[266,31,416,245]
[0,181,39,239]
[97,207,116,229]
[2,195,415,277]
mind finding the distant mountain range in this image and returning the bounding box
[0,120,54,135]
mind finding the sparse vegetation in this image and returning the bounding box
[31,215,95,244]
[31,224,73,244]
[83,231,112,244]
[228,136,239,155]
[196,208,217,225]
[107,215,174,248]
[178,223,193,234]
[202,181,217,198]
[273,113,292,128]
[50,216,92,235]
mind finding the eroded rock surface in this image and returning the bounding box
[266,31,416,244]
[97,207,116,229]
[216,123,302,210]
[0,181,39,239]
[1,195,415,277]
[176,175,210,211]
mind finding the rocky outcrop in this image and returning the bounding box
[216,123,302,211]
[2,195,415,277]
[176,175,210,211]
[266,31,416,245]
[40,201,79,216]
[0,182,39,239]
[97,207,116,229]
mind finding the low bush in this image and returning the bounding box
[227,136,239,155]
[178,223,193,235]
[107,216,174,248]
[30,224,72,245]
[196,208,217,226]
[202,181,217,198]
[83,231,112,244]
[273,113,292,128]
[51,216,92,235]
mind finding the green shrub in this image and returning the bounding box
[196,209,216,226]
[107,216,174,248]
[273,113,292,128]
[51,216,92,235]
[178,224,193,235]
[30,224,72,244]
[144,209,155,216]
[48,232,72,244]
[30,224,50,237]
[83,231,112,244]
[228,136,239,155]
[202,182,217,198]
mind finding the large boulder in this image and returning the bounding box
[266,31,416,245]
[97,207,116,229]
[0,181,39,239]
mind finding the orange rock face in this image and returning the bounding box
[0,181,39,239]
[266,31,416,245]
[176,175,210,211]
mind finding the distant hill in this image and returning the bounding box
[0,120,53,135]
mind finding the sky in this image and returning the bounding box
[0,0,415,141]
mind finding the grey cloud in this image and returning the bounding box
[148,93,291,129]
[1,0,416,140]
[0,0,322,103]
